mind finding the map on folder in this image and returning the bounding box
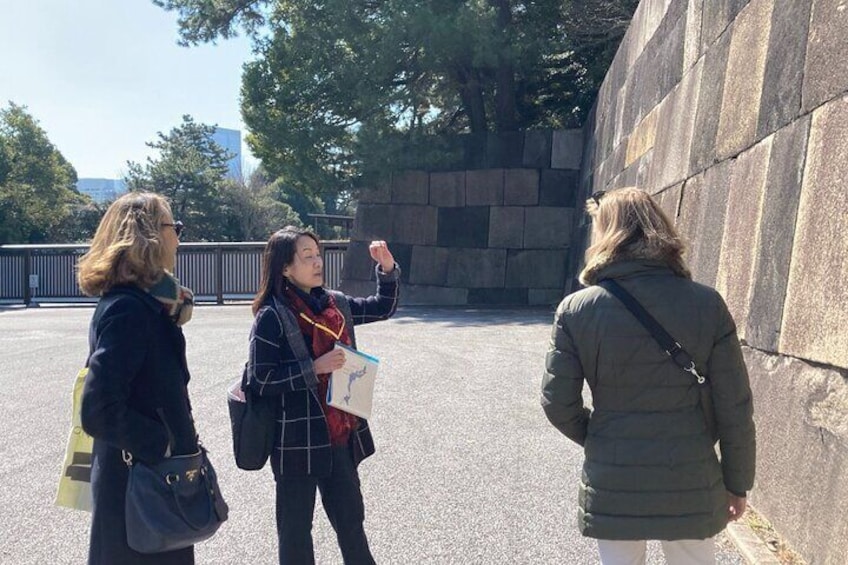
[327,343,380,419]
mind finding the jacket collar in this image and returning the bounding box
[593,259,677,283]
[107,284,163,314]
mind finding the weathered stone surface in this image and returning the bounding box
[524,208,574,249]
[402,284,468,306]
[391,170,429,204]
[676,173,705,259]
[551,129,584,170]
[757,0,812,138]
[781,95,848,368]
[429,171,466,207]
[744,348,848,565]
[522,130,552,168]
[689,30,732,174]
[683,0,704,71]
[648,57,704,190]
[715,0,774,160]
[466,169,504,206]
[714,136,773,339]
[654,183,683,221]
[506,250,568,288]
[680,159,733,287]
[701,0,752,47]
[357,177,392,204]
[447,248,507,288]
[802,0,848,112]
[437,207,489,248]
[352,204,392,241]
[388,243,413,283]
[529,288,565,306]
[486,131,524,168]
[623,0,676,69]
[391,205,438,245]
[467,288,529,306]
[409,246,450,286]
[342,240,376,281]
[625,107,659,168]
[539,170,579,207]
[745,116,810,352]
[488,207,525,249]
[338,279,377,299]
[503,169,539,206]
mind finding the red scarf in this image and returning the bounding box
[285,288,358,445]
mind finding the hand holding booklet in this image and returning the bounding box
[327,343,380,419]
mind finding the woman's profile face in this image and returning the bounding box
[158,208,180,272]
[283,235,323,292]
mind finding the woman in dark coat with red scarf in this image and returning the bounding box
[246,226,399,565]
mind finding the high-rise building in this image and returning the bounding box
[212,127,242,179]
[76,178,127,203]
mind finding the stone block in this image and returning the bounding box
[486,131,524,168]
[338,279,376,299]
[488,207,525,249]
[391,170,429,204]
[745,116,810,352]
[503,169,539,206]
[352,204,392,241]
[743,348,848,565]
[551,129,584,170]
[701,0,752,47]
[522,130,552,168]
[446,248,507,288]
[802,0,848,112]
[429,171,466,207]
[506,250,568,289]
[437,207,489,248]
[654,183,683,221]
[714,136,773,339]
[342,240,376,281]
[357,177,391,204]
[780,95,848,368]
[625,107,659,168]
[540,170,579,207]
[529,288,565,306]
[757,0,812,138]
[391,205,437,245]
[402,285,468,306]
[715,0,774,160]
[648,57,704,190]
[388,243,413,283]
[689,30,732,174]
[466,169,505,206]
[409,246,450,286]
[524,208,574,249]
[462,133,488,170]
[467,288,529,306]
[683,0,704,71]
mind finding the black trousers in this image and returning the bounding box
[275,447,375,565]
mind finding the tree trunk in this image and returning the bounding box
[455,65,488,133]
[491,0,517,132]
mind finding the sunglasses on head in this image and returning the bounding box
[589,191,607,207]
[162,220,185,238]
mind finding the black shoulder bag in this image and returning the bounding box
[598,279,719,443]
[227,365,277,471]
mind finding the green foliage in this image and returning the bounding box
[218,172,303,241]
[155,0,637,197]
[0,102,82,244]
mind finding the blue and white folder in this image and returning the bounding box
[327,343,380,419]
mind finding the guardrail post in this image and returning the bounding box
[23,249,32,307]
[216,246,224,305]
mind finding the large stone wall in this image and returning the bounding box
[580,0,848,562]
[342,130,582,306]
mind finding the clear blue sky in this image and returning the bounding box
[0,0,256,179]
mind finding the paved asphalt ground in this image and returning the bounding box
[0,304,745,565]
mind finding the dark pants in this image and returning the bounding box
[275,447,375,565]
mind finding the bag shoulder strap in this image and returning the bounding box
[597,279,707,384]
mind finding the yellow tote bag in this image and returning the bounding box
[55,368,94,512]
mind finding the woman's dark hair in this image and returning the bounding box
[252,226,321,314]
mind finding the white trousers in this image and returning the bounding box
[597,538,716,565]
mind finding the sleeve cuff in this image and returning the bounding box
[376,263,401,282]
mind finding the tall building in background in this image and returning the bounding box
[76,178,127,203]
[212,127,242,179]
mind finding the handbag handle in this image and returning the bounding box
[168,464,217,531]
[597,279,707,385]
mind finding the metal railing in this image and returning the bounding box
[0,241,348,306]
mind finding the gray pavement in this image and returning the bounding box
[0,305,745,564]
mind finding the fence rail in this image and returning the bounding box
[0,241,348,306]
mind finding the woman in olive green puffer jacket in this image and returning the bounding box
[541,188,755,564]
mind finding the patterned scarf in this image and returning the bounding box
[147,272,194,326]
[285,286,358,445]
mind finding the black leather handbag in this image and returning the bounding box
[598,279,719,443]
[123,446,228,553]
[227,367,277,470]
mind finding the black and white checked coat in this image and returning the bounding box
[247,265,400,477]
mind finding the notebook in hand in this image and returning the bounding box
[327,343,380,419]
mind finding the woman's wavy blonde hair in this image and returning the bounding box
[579,187,691,285]
[77,192,172,296]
